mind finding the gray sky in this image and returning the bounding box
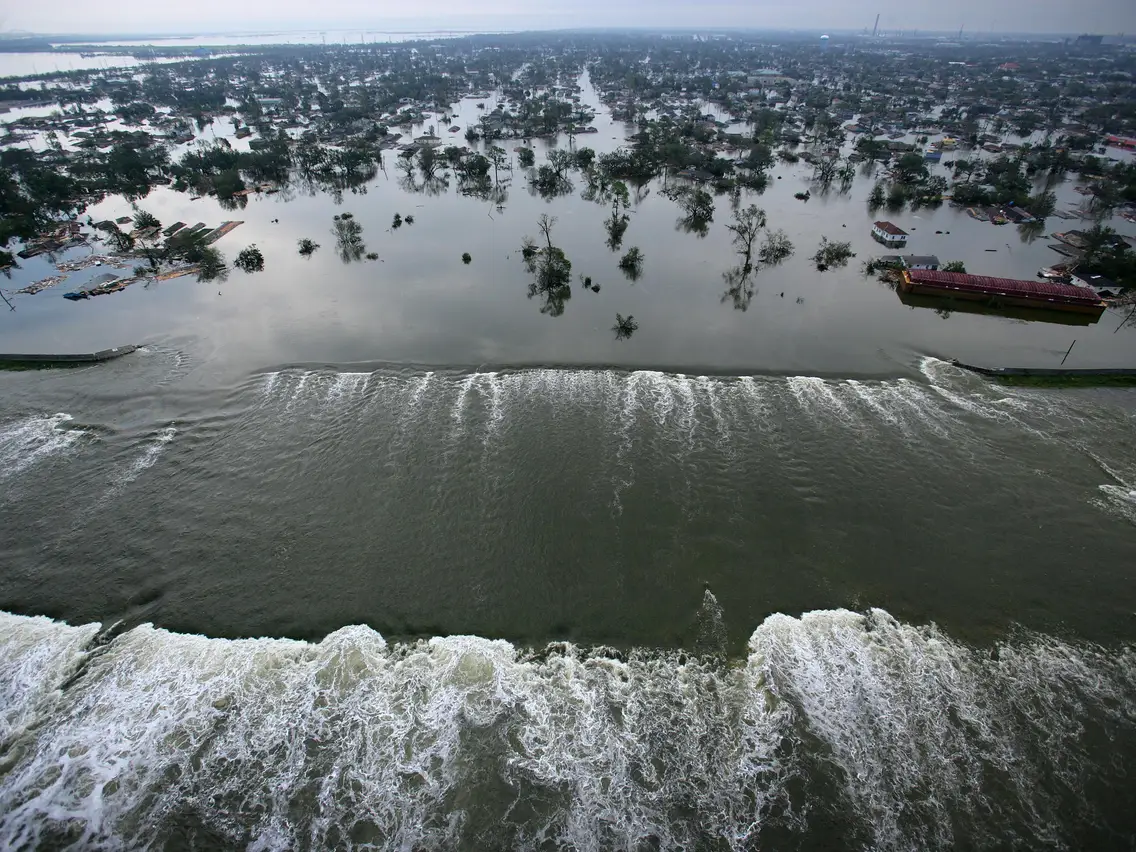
[3,0,1135,36]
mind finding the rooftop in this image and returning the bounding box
[873,221,908,236]
[906,270,1104,305]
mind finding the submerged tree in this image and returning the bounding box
[725,205,767,273]
[605,211,630,251]
[522,215,573,316]
[518,147,536,168]
[193,245,228,283]
[332,213,366,263]
[813,237,855,271]
[234,245,265,273]
[941,260,966,273]
[619,246,644,281]
[417,145,439,180]
[758,229,795,266]
[612,313,639,340]
[487,146,509,183]
[664,185,714,236]
[813,157,839,185]
[298,238,320,256]
[721,265,756,311]
[132,208,160,232]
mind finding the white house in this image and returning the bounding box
[902,255,940,270]
[872,221,908,247]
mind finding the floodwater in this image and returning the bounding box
[80,29,511,48]
[1,71,1135,850]
[0,52,203,80]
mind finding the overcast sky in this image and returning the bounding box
[3,0,1135,37]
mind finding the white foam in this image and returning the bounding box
[110,425,177,490]
[748,608,1135,850]
[0,414,86,482]
[697,376,732,449]
[450,373,481,433]
[0,608,1129,850]
[787,376,856,425]
[1094,484,1136,523]
[323,372,369,405]
[261,371,281,398]
[0,612,100,747]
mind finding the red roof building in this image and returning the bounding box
[901,269,1106,317]
[872,221,908,246]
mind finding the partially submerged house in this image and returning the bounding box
[872,221,908,248]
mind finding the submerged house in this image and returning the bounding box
[901,254,940,270]
[872,221,909,247]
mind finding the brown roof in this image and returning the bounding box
[906,270,1103,305]
[873,221,907,236]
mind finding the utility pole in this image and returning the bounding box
[1060,340,1076,365]
[872,13,880,37]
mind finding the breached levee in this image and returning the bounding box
[0,345,138,368]
[0,606,1132,851]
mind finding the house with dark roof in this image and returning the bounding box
[1071,268,1124,297]
[872,221,908,247]
[901,254,940,270]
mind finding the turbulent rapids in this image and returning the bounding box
[2,358,1135,849]
[0,604,1134,851]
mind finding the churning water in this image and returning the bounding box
[0,602,1133,850]
[1,358,1135,849]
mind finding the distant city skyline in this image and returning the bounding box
[2,0,1135,38]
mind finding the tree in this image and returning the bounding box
[547,148,574,178]
[193,245,227,282]
[1081,224,1119,267]
[537,214,557,249]
[1027,192,1057,220]
[896,152,928,183]
[518,148,535,168]
[725,204,767,271]
[605,211,630,251]
[132,208,160,231]
[612,313,638,340]
[868,181,886,209]
[758,230,794,266]
[234,245,265,273]
[522,216,573,316]
[813,237,855,271]
[677,187,714,227]
[418,145,438,179]
[332,213,366,263]
[813,157,839,184]
[619,246,644,280]
[107,227,136,254]
[575,147,596,170]
[462,252,472,264]
[487,146,508,183]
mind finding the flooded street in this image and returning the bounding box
[2,60,1136,852]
